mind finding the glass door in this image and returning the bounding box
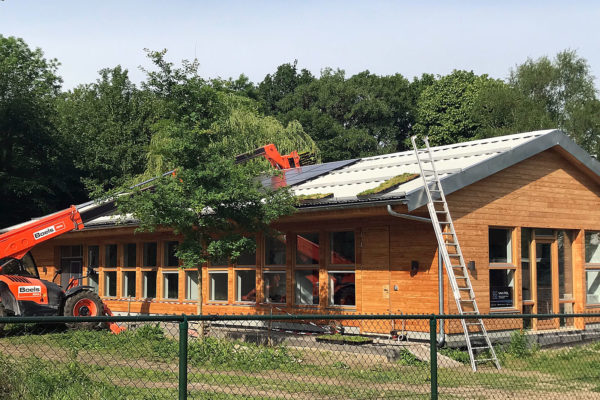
[536,242,553,314]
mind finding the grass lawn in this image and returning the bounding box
[0,325,598,399]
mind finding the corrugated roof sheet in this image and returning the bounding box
[292,129,554,205]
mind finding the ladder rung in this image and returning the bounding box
[436,210,447,214]
[475,358,496,363]
[455,276,468,279]
[445,242,458,245]
[439,221,451,224]
[460,299,475,302]
[448,254,460,257]
[471,346,489,351]
[465,322,482,326]
[458,287,471,290]
[441,232,453,235]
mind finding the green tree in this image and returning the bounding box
[413,70,486,145]
[118,52,315,320]
[0,35,78,227]
[257,60,314,113]
[56,66,154,194]
[510,50,600,156]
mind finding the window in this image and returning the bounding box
[164,241,179,267]
[521,228,532,301]
[209,271,228,302]
[236,270,256,302]
[87,245,99,292]
[104,271,117,297]
[122,271,136,297]
[297,233,319,265]
[88,246,99,269]
[558,230,574,300]
[105,244,118,268]
[330,231,355,264]
[124,243,136,267]
[265,235,286,265]
[142,271,156,298]
[185,271,199,300]
[295,269,319,305]
[59,245,83,288]
[163,271,179,299]
[489,228,512,263]
[295,233,320,306]
[236,246,256,266]
[143,243,157,267]
[263,271,286,303]
[586,232,600,263]
[328,271,355,306]
[489,228,515,309]
[489,269,514,308]
[586,231,600,306]
[587,270,600,305]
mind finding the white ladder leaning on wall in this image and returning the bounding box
[411,135,501,372]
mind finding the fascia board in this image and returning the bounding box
[406,130,600,211]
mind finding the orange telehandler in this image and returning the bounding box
[0,203,125,333]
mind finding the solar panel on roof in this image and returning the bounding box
[261,159,359,188]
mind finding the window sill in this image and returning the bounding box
[490,308,519,314]
[326,306,356,311]
[231,302,256,306]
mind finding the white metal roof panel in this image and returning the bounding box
[292,130,553,202]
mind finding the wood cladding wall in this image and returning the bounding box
[28,147,600,332]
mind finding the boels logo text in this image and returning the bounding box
[33,222,65,241]
[17,286,42,299]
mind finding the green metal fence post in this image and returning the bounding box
[179,315,189,400]
[430,316,438,400]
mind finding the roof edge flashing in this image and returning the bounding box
[404,129,592,211]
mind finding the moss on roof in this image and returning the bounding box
[357,173,420,197]
[295,193,334,203]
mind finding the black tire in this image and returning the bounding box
[0,302,6,331]
[64,290,103,330]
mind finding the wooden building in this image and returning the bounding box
[21,130,600,332]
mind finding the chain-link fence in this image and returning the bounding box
[0,313,599,399]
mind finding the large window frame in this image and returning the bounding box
[233,239,257,304]
[328,231,356,308]
[488,227,517,311]
[263,234,287,305]
[208,270,229,303]
[585,231,600,307]
[295,232,320,307]
[162,270,179,300]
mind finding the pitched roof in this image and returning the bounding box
[290,129,600,211]
[3,128,598,233]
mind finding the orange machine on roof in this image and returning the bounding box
[0,204,124,333]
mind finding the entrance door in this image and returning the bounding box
[522,229,577,330]
[534,240,557,329]
[536,242,553,315]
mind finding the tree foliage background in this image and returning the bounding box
[2,35,600,249]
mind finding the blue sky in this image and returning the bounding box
[1,1,599,90]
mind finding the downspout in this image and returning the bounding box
[437,249,446,347]
[386,205,445,346]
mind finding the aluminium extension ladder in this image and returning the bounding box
[411,136,501,372]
